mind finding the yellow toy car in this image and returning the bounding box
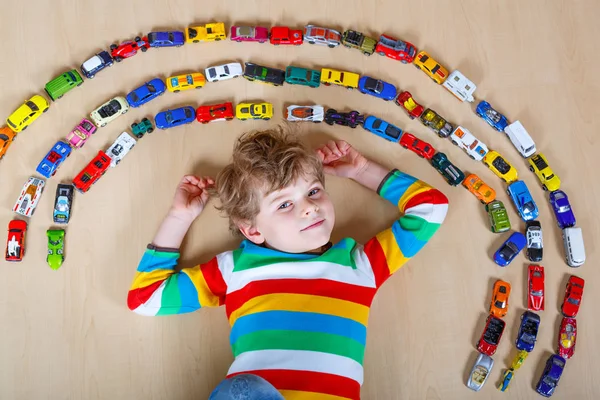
[320,68,359,90]
[185,22,226,43]
[483,150,518,183]
[166,73,206,92]
[528,153,561,191]
[235,102,273,121]
[6,95,49,132]
[414,51,449,84]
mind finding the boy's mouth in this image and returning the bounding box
[301,219,325,231]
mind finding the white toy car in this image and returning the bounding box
[106,132,136,167]
[286,105,324,122]
[204,62,243,82]
[304,25,342,47]
[443,70,476,102]
[450,126,489,161]
[90,96,129,127]
[504,120,536,158]
[467,353,494,391]
[13,177,46,217]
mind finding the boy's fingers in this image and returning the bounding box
[182,175,201,185]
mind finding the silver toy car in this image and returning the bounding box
[467,353,494,391]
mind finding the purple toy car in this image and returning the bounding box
[536,354,566,397]
[324,109,365,128]
[549,190,576,229]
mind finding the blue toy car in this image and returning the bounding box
[507,180,539,221]
[53,183,74,224]
[155,106,196,130]
[363,116,403,143]
[126,78,167,107]
[80,50,113,79]
[475,101,509,132]
[516,311,540,352]
[536,354,566,397]
[358,76,397,101]
[549,190,576,229]
[36,140,72,178]
[493,231,526,266]
[147,31,185,47]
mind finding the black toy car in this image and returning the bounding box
[243,62,286,86]
[53,183,74,224]
[324,109,365,128]
[525,220,543,262]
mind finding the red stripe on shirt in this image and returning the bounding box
[362,238,391,288]
[404,188,448,211]
[201,257,227,305]
[127,280,164,310]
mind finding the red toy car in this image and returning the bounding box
[109,36,150,62]
[528,265,545,311]
[562,275,584,317]
[558,317,577,359]
[6,219,27,262]
[73,150,111,193]
[375,34,417,63]
[396,91,424,119]
[400,133,435,160]
[269,26,303,45]
[477,314,506,356]
[196,102,234,124]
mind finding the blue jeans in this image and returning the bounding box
[209,374,284,400]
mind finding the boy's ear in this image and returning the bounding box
[237,220,265,245]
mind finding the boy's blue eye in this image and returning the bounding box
[308,188,320,196]
[278,202,292,210]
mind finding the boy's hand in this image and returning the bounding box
[316,140,370,180]
[169,175,215,222]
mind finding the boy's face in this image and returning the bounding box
[241,174,335,253]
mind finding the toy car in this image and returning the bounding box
[414,51,448,84]
[126,78,166,107]
[304,25,341,47]
[130,118,154,138]
[562,275,584,317]
[243,62,286,86]
[80,50,113,79]
[44,69,83,101]
[320,68,360,90]
[269,26,303,45]
[562,227,585,267]
[341,30,377,55]
[549,190,575,229]
[535,354,566,397]
[6,220,27,261]
[430,152,465,186]
[185,22,226,43]
[505,120,537,158]
[285,66,321,88]
[362,116,402,141]
[477,314,506,356]
[196,102,235,124]
[166,72,206,92]
[483,150,518,183]
[66,118,96,149]
[476,101,509,132]
[375,34,417,63]
[147,31,185,47]
[230,26,268,43]
[494,231,526,266]
[155,106,196,129]
[47,228,65,270]
[466,353,494,391]
[286,105,324,122]
[399,133,435,159]
[325,109,365,128]
[442,70,477,102]
[72,150,111,193]
[486,200,511,233]
[36,139,72,178]
[235,103,273,121]
[6,95,49,133]
[450,126,488,161]
[53,184,74,224]
[497,368,515,392]
[528,153,561,192]
[106,132,136,167]
[516,311,540,352]
[358,76,397,100]
[419,109,453,138]
[90,96,129,127]
[558,317,576,359]
[528,264,545,311]
[462,174,496,204]
[396,91,424,119]
[13,177,45,217]
[511,349,529,371]
[526,220,543,262]
[205,62,243,82]
[109,36,149,61]
[0,126,16,160]
[490,280,511,318]
[507,180,539,221]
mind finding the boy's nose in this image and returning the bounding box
[302,200,319,215]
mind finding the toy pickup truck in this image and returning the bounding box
[341,30,377,56]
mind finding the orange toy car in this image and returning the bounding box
[462,174,496,204]
[490,280,511,318]
[0,126,16,160]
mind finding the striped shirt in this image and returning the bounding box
[128,169,449,399]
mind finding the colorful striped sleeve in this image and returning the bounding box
[127,244,229,316]
[362,169,449,288]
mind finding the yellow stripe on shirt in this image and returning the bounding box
[279,390,352,400]
[398,181,432,212]
[181,266,221,307]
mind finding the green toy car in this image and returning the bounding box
[430,152,465,186]
[131,118,154,138]
[486,200,511,233]
[44,69,83,101]
[285,66,321,88]
[47,229,65,270]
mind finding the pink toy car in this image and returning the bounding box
[65,118,97,149]
[230,26,269,43]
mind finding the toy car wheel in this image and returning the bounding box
[363,51,371,56]
[141,47,148,52]
[325,120,333,126]
[542,185,548,191]
[313,120,321,123]
[239,118,246,121]
[43,108,49,113]
[328,44,336,48]
[263,117,270,120]
[414,65,421,70]
[22,126,27,131]
[122,109,128,114]
[350,124,357,129]
[378,51,385,56]
[236,39,242,42]
[323,82,330,86]
[135,36,141,41]
[201,121,209,124]
[77,82,82,87]
[115,56,123,62]
[308,40,315,44]
[346,86,353,90]
[174,90,180,93]
[529,166,535,172]
[195,86,202,89]
[101,123,106,127]
[193,40,199,43]
[451,140,458,146]
[147,128,154,134]
[259,40,266,43]
[110,44,117,50]
[216,38,221,41]
[401,60,408,64]
[88,74,95,79]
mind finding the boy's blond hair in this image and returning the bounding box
[215,126,324,236]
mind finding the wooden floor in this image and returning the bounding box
[1,0,599,398]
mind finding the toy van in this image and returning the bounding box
[442,70,476,102]
[562,227,585,267]
[504,121,536,158]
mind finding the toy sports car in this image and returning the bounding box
[166,72,206,92]
[155,106,196,129]
[486,200,511,233]
[399,133,435,159]
[516,311,540,352]
[47,228,65,270]
[6,219,27,261]
[498,368,515,392]
[325,109,364,128]
[476,101,509,132]
[526,220,543,262]
[286,105,324,122]
[106,132,136,167]
[53,184,74,224]
[430,152,465,186]
[494,231,526,266]
[507,180,538,221]
[66,118,96,149]
[419,108,453,138]
[205,62,243,82]
[463,174,496,204]
[562,275,584,317]
[230,26,268,42]
[375,34,417,63]
[466,353,494,391]
[558,317,576,359]
[358,76,397,100]
[90,96,129,128]
[72,151,111,193]
[477,314,506,356]
[483,150,518,183]
[243,62,286,86]
[147,31,185,47]
[536,354,565,397]
[109,36,149,61]
[363,116,403,142]
[414,51,448,84]
[235,103,273,121]
[528,264,545,311]
[548,190,575,229]
[304,25,341,47]
[13,176,46,217]
[490,280,511,318]
[396,91,424,119]
[126,78,166,107]
[528,153,561,192]
[0,126,16,160]
[196,102,235,124]
[36,139,72,178]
